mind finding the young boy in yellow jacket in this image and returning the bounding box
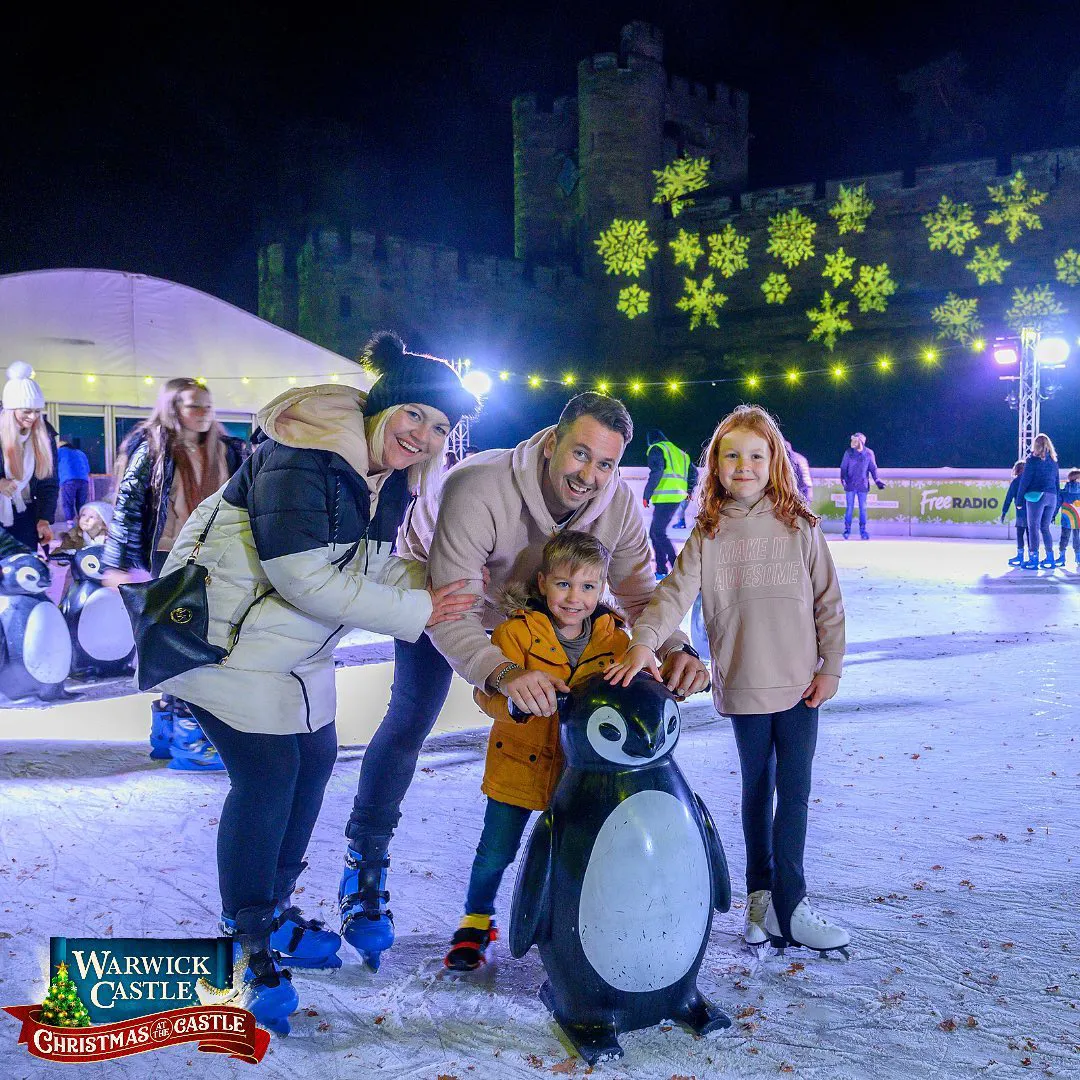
[444,531,630,971]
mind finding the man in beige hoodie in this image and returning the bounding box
[340,392,708,968]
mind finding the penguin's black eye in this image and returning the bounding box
[667,717,677,733]
[598,722,621,742]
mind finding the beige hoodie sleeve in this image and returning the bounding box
[627,526,704,654]
[808,524,846,677]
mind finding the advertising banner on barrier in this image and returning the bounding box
[908,479,1011,525]
[811,480,909,524]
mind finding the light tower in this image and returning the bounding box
[448,358,472,460]
[1017,327,1040,463]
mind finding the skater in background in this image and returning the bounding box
[644,428,696,577]
[1056,468,1080,568]
[341,392,708,972]
[839,431,884,540]
[1000,461,1029,567]
[153,332,478,1031]
[103,378,247,769]
[443,531,629,971]
[1016,432,1061,570]
[57,435,91,527]
[0,363,58,554]
[607,404,849,956]
[785,439,812,504]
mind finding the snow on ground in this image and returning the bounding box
[2,539,1079,1080]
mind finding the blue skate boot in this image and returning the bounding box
[149,699,174,760]
[168,703,226,772]
[200,916,299,1036]
[339,847,394,971]
[271,905,342,970]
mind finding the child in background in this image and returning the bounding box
[444,531,630,971]
[1000,461,1028,567]
[1057,469,1080,568]
[53,501,112,555]
[606,405,849,956]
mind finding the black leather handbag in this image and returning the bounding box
[118,504,228,691]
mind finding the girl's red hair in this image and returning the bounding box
[695,404,818,538]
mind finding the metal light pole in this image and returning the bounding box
[448,358,471,461]
[1016,327,1040,461]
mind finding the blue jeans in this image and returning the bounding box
[188,704,338,935]
[1025,492,1056,560]
[346,632,455,854]
[465,798,533,915]
[60,479,89,523]
[843,490,868,537]
[1061,519,1079,556]
[730,699,819,939]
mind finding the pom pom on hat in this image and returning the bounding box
[361,331,480,430]
[3,362,46,411]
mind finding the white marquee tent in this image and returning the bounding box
[0,269,369,414]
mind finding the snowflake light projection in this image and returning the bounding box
[617,284,650,319]
[985,171,1047,243]
[653,156,710,217]
[930,293,982,343]
[851,263,897,313]
[676,275,727,330]
[767,207,817,268]
[1055,249,1080,287]
[1005,284,1066,333]
[806,290,853,351]
[965,243,1011,285]
[923,195,981,255]
[706,224,750,278]
[828,183,875,234]
[669,229,704,270]
[761,272,791,305]
[822,248,855,287]
[594,219,658,277]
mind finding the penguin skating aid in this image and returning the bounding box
[0,553,71,702]
[509,674,732,1065]
[58,544,136,678]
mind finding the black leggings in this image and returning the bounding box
[187,704,338,936]
[649,502,679,574]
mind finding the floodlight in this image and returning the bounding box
[462,370,492,397]
[1034,336,1069,368]
[993,344,1019,366]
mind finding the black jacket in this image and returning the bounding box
[0,426,59,549]
[104,433,246,571]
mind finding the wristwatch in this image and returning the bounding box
[677,644,701,661]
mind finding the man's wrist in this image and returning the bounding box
[488,662,521,694]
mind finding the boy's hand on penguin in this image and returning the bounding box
[803,673,840,708]
[604,644,662,687]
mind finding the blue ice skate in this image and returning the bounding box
[168,709,226,772]
[339,849,394,971]
[149,699,173,760]
[270,906,342,970]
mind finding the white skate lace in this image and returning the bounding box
[747,891,771,924]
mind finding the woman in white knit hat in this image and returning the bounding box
[0,362,58,551]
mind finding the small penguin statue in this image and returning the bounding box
[509,673,731,1064]
[59,544,136,677]
[0,552,72,701]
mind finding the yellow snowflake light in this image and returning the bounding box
[760,272,791,305]
[617,284,651,320]
[806,290,853,351]
[822,248,855,288]
[828,183,875,234]
[706,224,750,278]
[594,219,658,277]
[1055,249,1080,287]
[852,263,897,313]
[676,275,727,330]
[931,293,982,343]
[985,171,1047,243]
[669,229,704,270]
[767,207,817,268]
[966,243,1011,285]
[923,195,980,255]
[652,155,711,217]
[1005,284,1066,333]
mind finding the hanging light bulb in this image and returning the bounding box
[785,369,800,384]
[528,375,542,388]
[746,374,760,389]
[143,376,154,385]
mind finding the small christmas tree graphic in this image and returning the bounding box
[40,962,92,1028]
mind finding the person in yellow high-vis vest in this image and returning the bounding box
[643,429,697,576]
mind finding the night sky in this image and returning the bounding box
[5,2,1080,463]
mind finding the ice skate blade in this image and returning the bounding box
[768,934,850,960]
[282,954,343,971]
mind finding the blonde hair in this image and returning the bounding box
[365,403,446,498]
[1031,433,1058,462]
[1,410,54,481]
[696,404,817,538]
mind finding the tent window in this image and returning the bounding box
[58,414,106,474]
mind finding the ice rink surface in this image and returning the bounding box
[1,538,1078,1079]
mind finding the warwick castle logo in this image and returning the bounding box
[3,937,269,1064]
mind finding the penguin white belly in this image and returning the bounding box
[578,788,710,993]
[24,602,73,683]
[76,588,135,660]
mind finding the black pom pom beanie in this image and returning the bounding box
[361,331,479,429]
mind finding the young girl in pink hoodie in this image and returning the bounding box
[607,405,849,957]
